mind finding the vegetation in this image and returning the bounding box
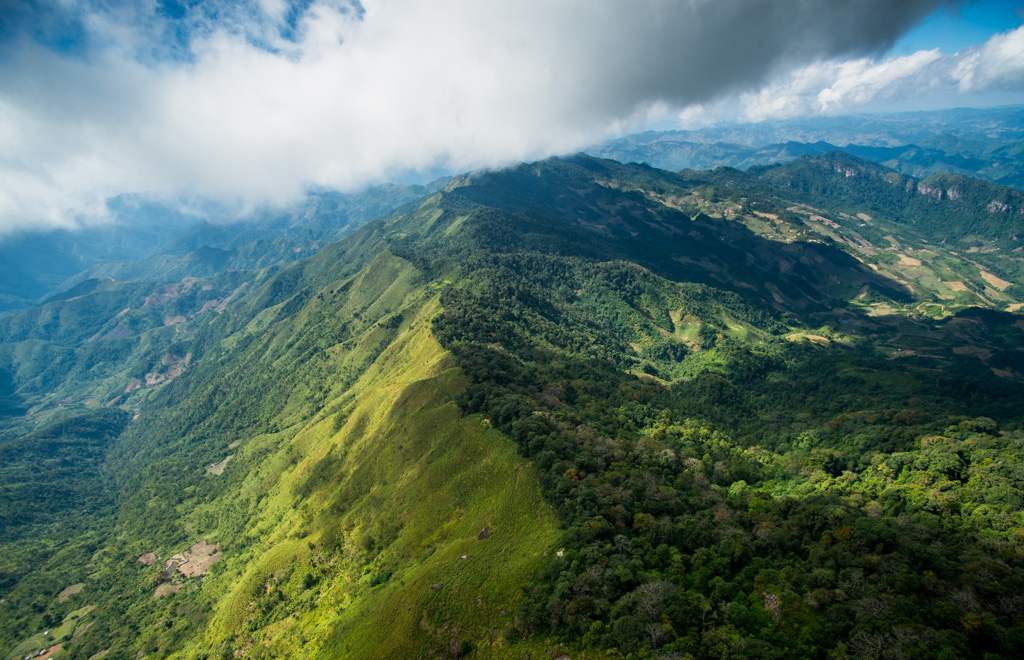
[2,153,1024,658]
[435,256,1024,657]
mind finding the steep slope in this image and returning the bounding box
[1,244,565,658]
[2,154,1024,658]
[424,157,1024,657]
[751,152,1024,247]
[159,296,560,658]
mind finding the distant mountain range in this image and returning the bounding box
[591,105,1024,189]
[0,183,439,313]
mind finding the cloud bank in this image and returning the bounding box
[0,0,947,232]
[682,24,1024,125]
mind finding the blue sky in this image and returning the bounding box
[894,0,1024,55]
[0,0,1021,233]
[13,1,1018,65]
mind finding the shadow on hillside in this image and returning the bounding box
[451,160,912,320]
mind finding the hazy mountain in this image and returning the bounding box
[592,106,1024,190]
[0,184,437,314]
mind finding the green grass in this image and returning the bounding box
[152,297,562,658]
[8,604,95,659]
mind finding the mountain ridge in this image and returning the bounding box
[2,153,1024,658]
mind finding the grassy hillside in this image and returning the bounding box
[1,249,568,659]
[171,299,561,658]
[2,154,1024,658]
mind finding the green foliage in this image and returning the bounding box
[0,410,128,645]
[3,152,1024,659]
[425,155,1024,657]
[436,261,1024,656]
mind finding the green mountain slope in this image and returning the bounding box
[751,152,1024,247]
[2,154,1024,658]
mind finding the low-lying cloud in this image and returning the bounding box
[0,0,945,232]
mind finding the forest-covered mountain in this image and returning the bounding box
[2,153,1024,658]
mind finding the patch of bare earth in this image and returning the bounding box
[953,346,993,362]
[1008,303,1024,313]
[785,333,831,346]
[945,281,969,292]
[205,454,233,476]
[197,299,223,314]
[153,583,181,598]
[980,270,1011,291]
[39,643,63,659]
[809,214,839,228]
[144,352,193,386]
[57,583,83,603]
[165,541,221,578]
[856,212,872,222]
[143,278,200,307]
[897,254,922,267]
[137,552,157,565]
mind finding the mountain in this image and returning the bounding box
[2,154,1024,658]
[0,198,205,313]
[608,106,1024,152]
[591,106,1024,190]
[751,152,1024,245]
[0,184,435,314]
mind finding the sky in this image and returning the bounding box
[0,0,1022,234]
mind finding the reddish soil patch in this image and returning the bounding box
[980,270,1011,291]
[144,352,193,386]
[945,281,969,292]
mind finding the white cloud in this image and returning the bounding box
[0,0,940,232]
[736,49,944,122]
[671,24,1024,127]
[953,24,1024,91]
[816,50,943,112]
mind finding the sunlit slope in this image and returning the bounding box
[173,298,559,658]
[43,250,560,658]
